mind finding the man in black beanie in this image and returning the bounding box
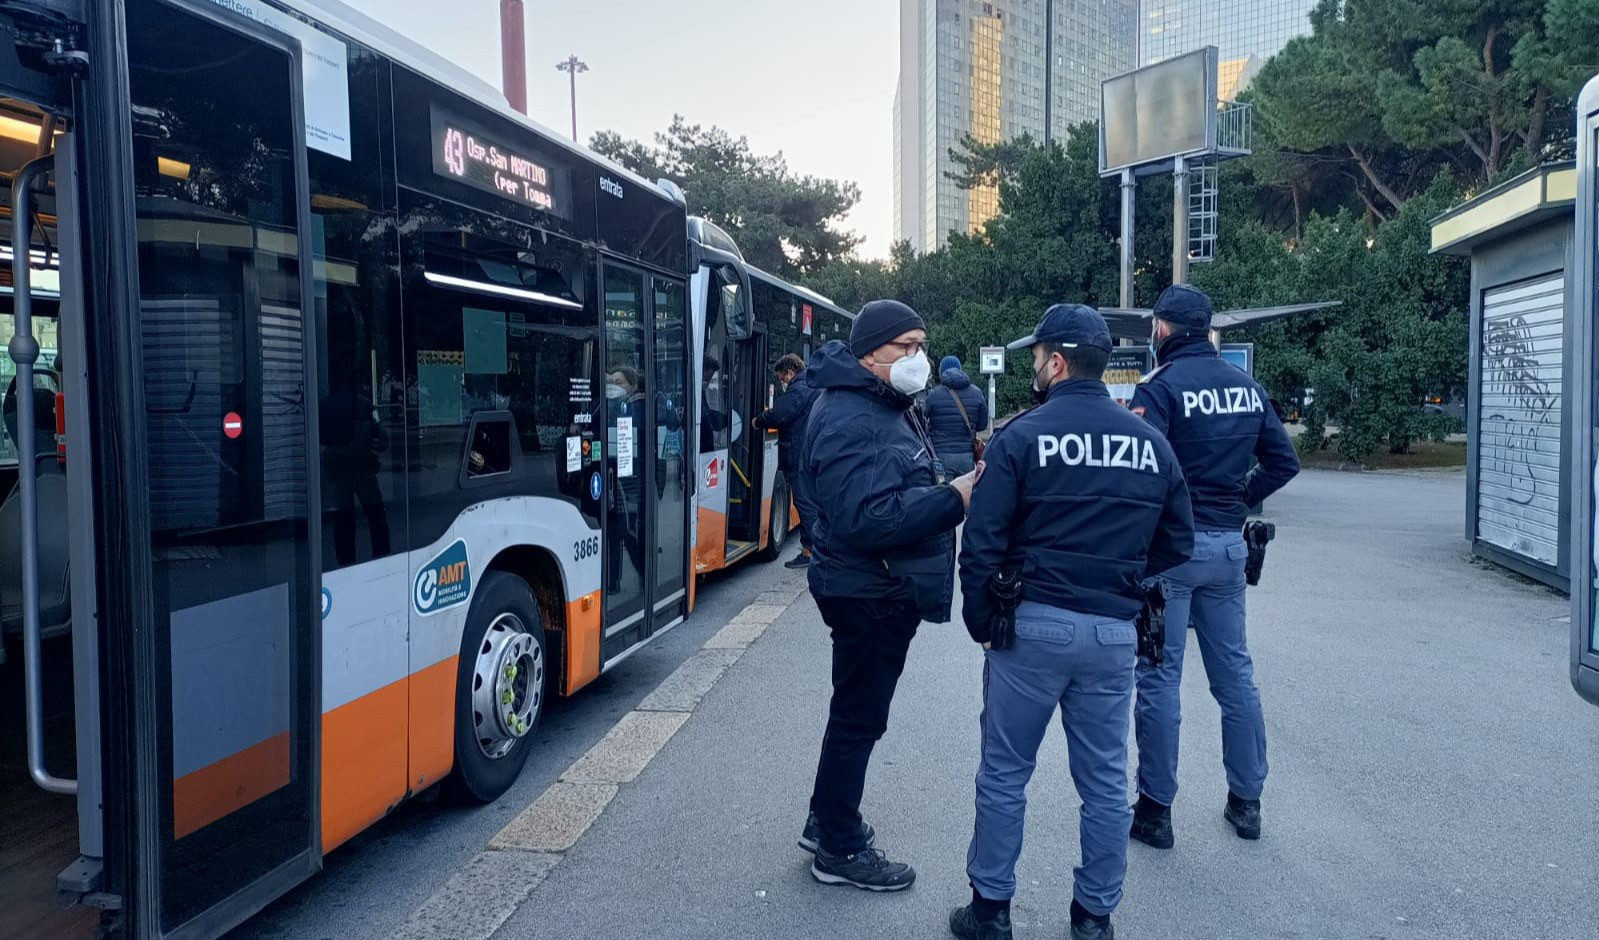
[795,299,981,892]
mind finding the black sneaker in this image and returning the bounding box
[1224,792,1262,840]
[1070,900,1115,940]
[810,846,916,892]
[949,903,1012,940]
[784,553,811,569]
[797,811,875,854]
[1129,795,1174,849]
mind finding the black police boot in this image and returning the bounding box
[784,551,811,570]
[1128,794,1174,849]
[948,895,1012,940]
[810,846,916,892]
[1224,791,1262,840]
[797,811,876,855]
[1069,899,1115,940]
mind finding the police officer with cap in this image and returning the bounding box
[951,304,1194,940]
[1128,284,1300,850]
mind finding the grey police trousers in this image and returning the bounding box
[966,600,1138,917]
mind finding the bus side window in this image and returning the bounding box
[719,265,750,339]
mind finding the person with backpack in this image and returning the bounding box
[925,355,989,476]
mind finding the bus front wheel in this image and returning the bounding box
[447,571,547,803]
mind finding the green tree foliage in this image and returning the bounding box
[803,124,1178,416]
[796,0,1592,458]
[591,116,861,278]
[1196,176,1469,459]
[1252,0,1597,221]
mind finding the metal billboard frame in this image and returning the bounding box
[1098,46,1219,178]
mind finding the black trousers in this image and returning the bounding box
[809,594,921,855]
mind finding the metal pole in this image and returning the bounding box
[1043,0,1053,147]
[1120,167,1136,308]
[499,0,527,114]
[13,154,72,795]
[1171,155,1190,285]
[987,376,997,433]
[556,56,589,143]
[568,67,577,141]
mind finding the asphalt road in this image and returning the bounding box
[486,469,1597,940]
[241,469,1599,939]
[232,557,782,940]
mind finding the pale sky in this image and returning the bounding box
[341,0,899,259]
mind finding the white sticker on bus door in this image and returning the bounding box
[617,417,635,477]
[205,0,353,160]
[566,436,582,473]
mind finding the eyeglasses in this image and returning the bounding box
[881,340,927,357]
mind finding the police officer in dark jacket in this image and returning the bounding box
[1128,284,1300,851]
[754,353,818,568]
[798,300,979,893]
[952,304,1193,940]
[925,355,989,476]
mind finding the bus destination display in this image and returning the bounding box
[432,107,567,217]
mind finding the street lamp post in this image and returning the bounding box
[556,55,589,143]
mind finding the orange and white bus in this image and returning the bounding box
[0,1,847,937]
[686,218,852,576]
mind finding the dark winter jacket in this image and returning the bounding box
[754,372,817,474]
[959,379,1194,639]
[924,369,989,459]
[1130,333,1300,530]
[799,341,967,621]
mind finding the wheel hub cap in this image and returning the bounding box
[471,613,543,760]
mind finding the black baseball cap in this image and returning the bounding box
[1152,284,1214,330]
[1007,303,1113,352]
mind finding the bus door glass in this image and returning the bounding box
[125,0,321,931]
[725,326,765,549]
[602,264,651,640]
[652,278,688,625]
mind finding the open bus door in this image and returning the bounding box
[72,1,324,934]
[1572,73,1599,707]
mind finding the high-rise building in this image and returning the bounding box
[893,0,1140,253]
[1140,0,1316,100]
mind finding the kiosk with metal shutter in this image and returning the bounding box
[1430,162,1576,591]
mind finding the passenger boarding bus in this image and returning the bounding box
[0,1,836,936]
[1572,73,1599,708]
[686,217,852,576]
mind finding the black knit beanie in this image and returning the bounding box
[849,300,926,359]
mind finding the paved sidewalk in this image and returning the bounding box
[467,469,1593,940]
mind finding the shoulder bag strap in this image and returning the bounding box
[947,385,974,435]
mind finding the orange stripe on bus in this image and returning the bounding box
[322,677,408,851]
[408,656,459,794]
[758,497,773,550]
[695,506,728,574]
[173,730,290,840]
[565,591,602,694]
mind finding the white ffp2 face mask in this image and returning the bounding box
[888,351,931,395]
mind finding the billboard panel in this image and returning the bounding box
[1100,47,1218,175]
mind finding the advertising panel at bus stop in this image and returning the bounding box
[1105,347,1151,407]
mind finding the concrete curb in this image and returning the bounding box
[391,583,804,938]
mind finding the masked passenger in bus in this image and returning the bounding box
[606,366,646,592]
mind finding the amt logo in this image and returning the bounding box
[415,540,472,615]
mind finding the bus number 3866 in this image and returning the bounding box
[574,536,600,561]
